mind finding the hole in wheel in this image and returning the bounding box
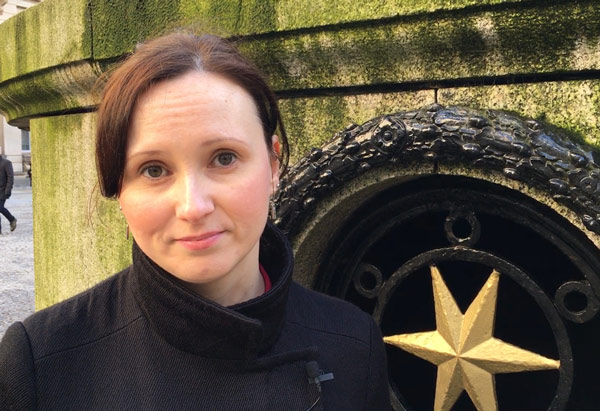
[563,290,588,313]
[360,271,377,291]
[452,217,472,240]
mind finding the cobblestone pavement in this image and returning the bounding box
[0,176,34,338]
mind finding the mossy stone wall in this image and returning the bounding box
[31,114,130,307]
[0,0,599,308]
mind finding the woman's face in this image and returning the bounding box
[119,71,279,303]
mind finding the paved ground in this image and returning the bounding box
[0,175,34,338]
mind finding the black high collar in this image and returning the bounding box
[130,222,294,361]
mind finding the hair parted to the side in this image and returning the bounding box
[95,31,289,198]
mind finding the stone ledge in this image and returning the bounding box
[1,1,599,124]
[91,0,531,58]
[0,0,91,83]
[242,2,600,90]
[0,60,104,126]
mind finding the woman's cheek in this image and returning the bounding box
[240,172,271,210]
[122,190,167,237]
[223,178,269,228]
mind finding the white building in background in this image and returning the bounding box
[0,0,42,173]
[0,118,30,173]
[0,0,41,23]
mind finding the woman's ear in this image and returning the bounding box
[270,135,281,191]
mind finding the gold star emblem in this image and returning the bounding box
[384,266,560,411]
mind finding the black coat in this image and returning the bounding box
[0,157,14,200]
[0,224,391,410]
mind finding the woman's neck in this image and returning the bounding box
[184,245,265,307]
[193,269,264,307]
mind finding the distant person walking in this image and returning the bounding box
[0,155,17,235]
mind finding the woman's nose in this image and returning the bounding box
[175,174,215,221]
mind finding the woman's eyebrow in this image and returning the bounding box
[127,150,165,160]
[201,137,249,147]
[127,137,250,159]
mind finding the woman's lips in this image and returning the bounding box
[176,231,224,250]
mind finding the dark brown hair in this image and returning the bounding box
[95,32,289,198]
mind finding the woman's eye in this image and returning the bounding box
[214,152,236,167]
[141,165,165,178]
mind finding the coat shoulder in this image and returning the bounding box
[286,282,374,346]
[21,268,142,361]
[284,283,392,410]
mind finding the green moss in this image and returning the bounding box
[3,1,600,123]
[90,0,245,59]
[492,4,600,73]
[236,0,277,34]
[0,0,91,82]
[2,0,600,86]
[31,113,130,309]
[272,0,523,31]
[89,0,534,60]
[176,0,240,35]
[90,0,180,58]
[237,2,600,91]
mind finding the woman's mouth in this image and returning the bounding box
[176,231,224,250]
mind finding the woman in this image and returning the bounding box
[0,32,390,410]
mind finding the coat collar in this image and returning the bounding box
[130,222,294,360]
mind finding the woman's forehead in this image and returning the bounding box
[136,71,255,116]
[126,72,264,153]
